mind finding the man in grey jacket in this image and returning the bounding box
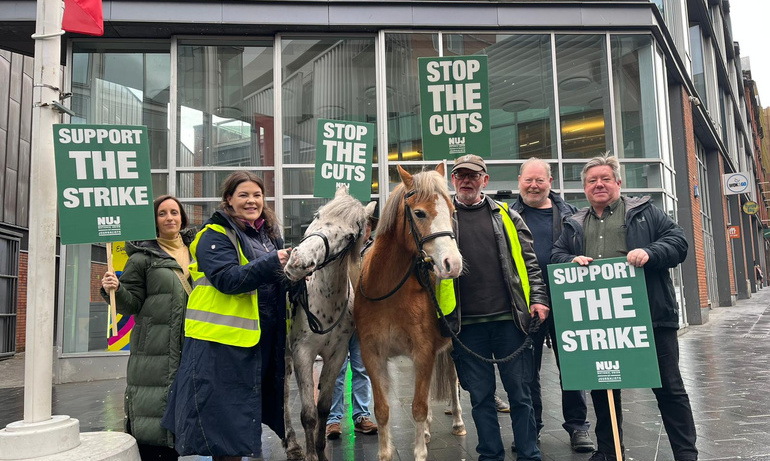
[552,155,697,461]
[447,154,549,461]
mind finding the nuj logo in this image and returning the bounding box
[97,216,121,226]
[596,360,619,371]
[448,137,466,146]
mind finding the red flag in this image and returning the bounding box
[62,0,104,36]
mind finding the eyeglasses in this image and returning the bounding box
[521,178,548,185]
[453,172,484,181]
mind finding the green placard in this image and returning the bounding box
[548,257,661,390]
[418,55,490,160]
[314,119,374,202]
[53,124,157,245]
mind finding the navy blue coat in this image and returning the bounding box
[162,211,287,456]
[552,196,688,329]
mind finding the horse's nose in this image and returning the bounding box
[440,255,462,278]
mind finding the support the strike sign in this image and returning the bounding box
[418,56,490,160]
[548,257,661,391]
[549,257,660,461]
[314,119,374,202]
[54,124,156,336]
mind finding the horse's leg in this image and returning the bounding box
[448,365,466,436]
[361,343,393,461]
[294,348,322,461]
[282,347,304,460]
[314,348,348,461]
[412,348,435,461]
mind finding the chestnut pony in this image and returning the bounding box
[355,164,465,461]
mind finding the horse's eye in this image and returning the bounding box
[414,210,427,219]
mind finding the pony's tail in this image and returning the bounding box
[431,345,457,402]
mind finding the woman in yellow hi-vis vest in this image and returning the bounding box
[162,171,291,461]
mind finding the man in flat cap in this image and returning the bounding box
[444,154,550,461]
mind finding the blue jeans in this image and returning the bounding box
[451,321,541,461]
[327,332,372,424]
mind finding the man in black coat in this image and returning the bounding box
[511,157,594,454]
[551,155,697,461]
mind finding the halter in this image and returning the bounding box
[358,189,455,301]
[299,220,362,273]
[288,221,363,335]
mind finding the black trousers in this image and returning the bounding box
[531,315,589,435]
[591,327,698,460]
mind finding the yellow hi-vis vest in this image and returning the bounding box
[436,201,531,315]
[185,224,261,347]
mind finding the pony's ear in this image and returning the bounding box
[365,201,377,217]
[397,165,414,189]
[335,184,350,197]
[435,162,445,177]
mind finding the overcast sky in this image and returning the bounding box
[729,0,769,107]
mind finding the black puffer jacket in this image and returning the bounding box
[100,228,195,447]
[551,196,688,329]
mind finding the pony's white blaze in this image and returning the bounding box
[425,195,462,279]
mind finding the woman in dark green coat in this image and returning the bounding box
[101,195,194,461]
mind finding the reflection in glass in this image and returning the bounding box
[280,37,377,244]
[72,45,170,170]
[556,35,612,159]
[177,42,275,197]
[283,198,331,247]
[611,35,659,159]
[487,35,557,160]
[621,163,662,188]
[689,26,708,107]
[183,199,275,229]
[385,34,439,163]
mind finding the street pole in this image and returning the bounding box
[0,0,81,456]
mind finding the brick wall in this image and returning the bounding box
[682,89,710,308]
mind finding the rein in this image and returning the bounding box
[288,222,362,335]
[414,259,542,364]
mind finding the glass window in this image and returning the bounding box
[177,41,275,177]
[385,34,439,163]
[488,34,558,160]
[280,37,377,245]
[621,162,663,188]
[555,35,613,159]
[688,26,707,106]
[66,43,171,354]
[611,35,660,159]
[71,43,170,170]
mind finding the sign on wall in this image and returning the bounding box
[418,55,490,160]
[53,125,156,245]
[728,225,741,239]
[743,201,759,215]
[548,258,661,390]
[723,172,750,196]
[314,119,374,202]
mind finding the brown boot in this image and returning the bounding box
[326,422,342,439]
[354,416,378,434]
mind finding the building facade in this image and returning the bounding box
[0,0,767,382]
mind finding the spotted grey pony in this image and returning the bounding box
[282,186,376,461]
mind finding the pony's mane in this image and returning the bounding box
[377,169,450,237]
[312,192,368,232]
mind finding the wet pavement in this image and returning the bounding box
[2,288,770,460]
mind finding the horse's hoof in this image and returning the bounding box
[286,447,304,460]
[452,424,467,436]
[424,432,431,444]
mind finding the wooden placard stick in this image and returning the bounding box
[607,389,623,461]
[106,242,118,337]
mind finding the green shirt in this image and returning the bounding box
[584,197,627,260]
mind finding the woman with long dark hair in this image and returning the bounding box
[162,171,290,460]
